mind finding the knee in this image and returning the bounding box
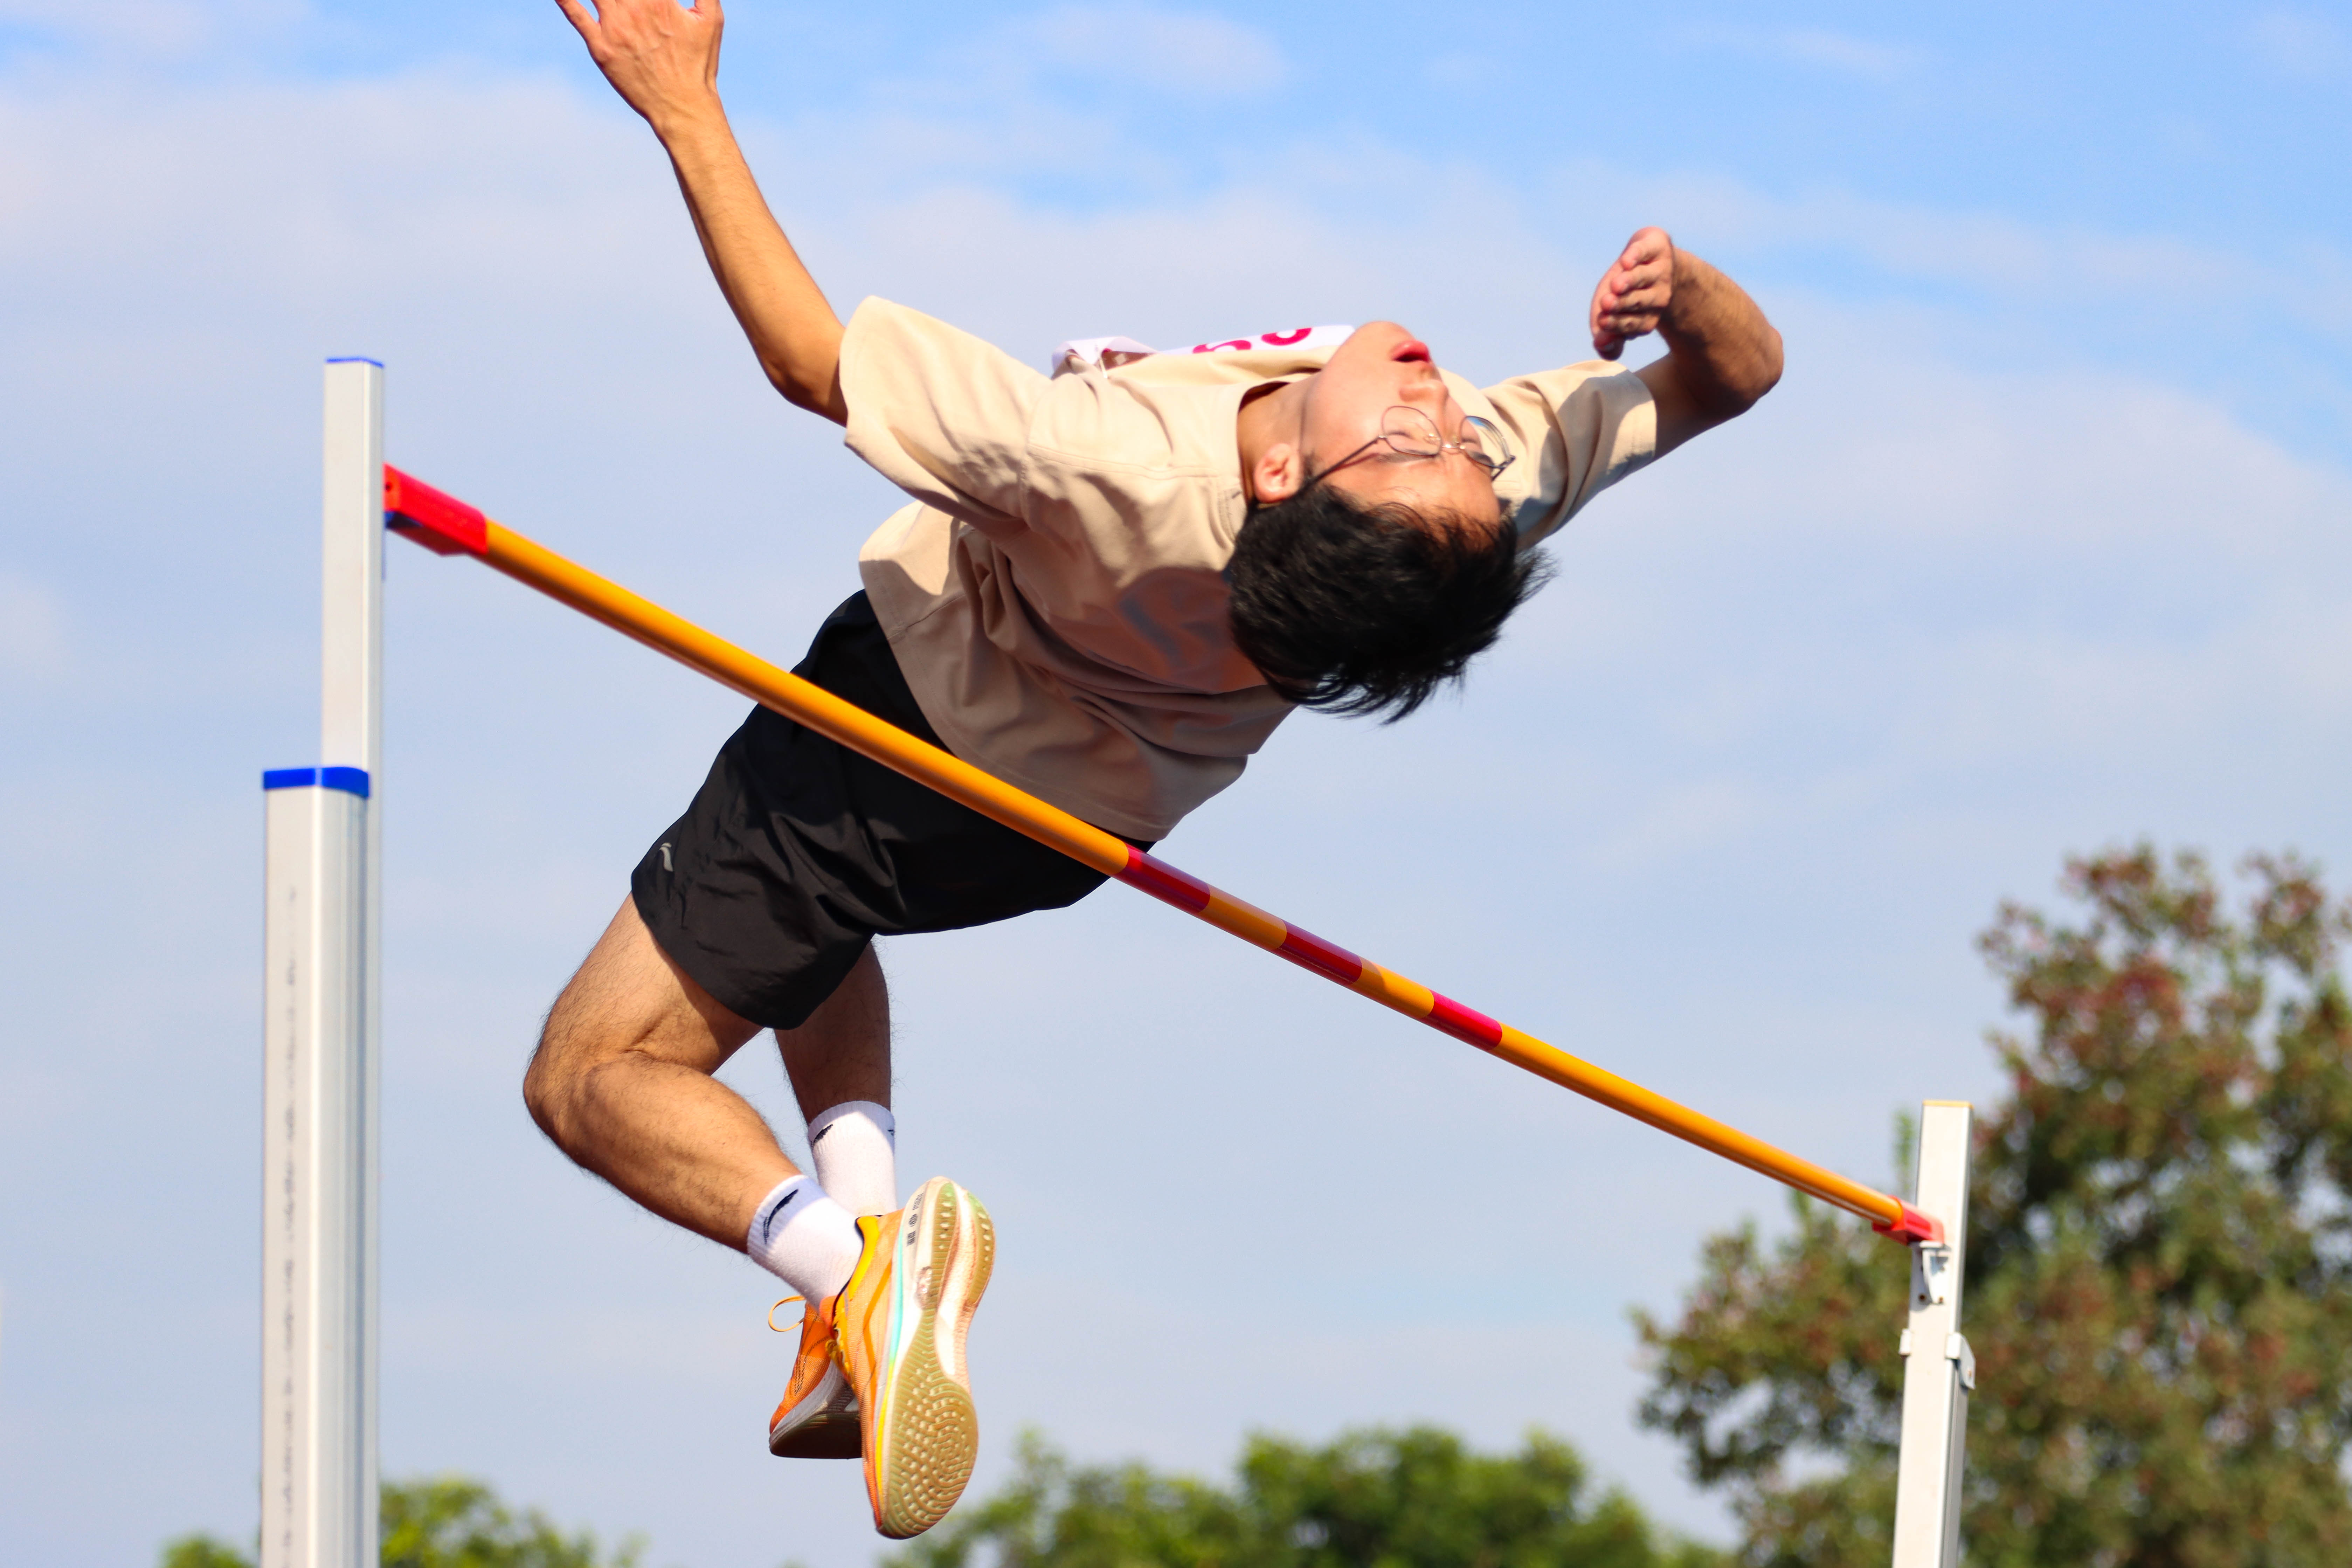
[523,898,756,1150]
[522,1024,571,1146]
[524,989,610,1149]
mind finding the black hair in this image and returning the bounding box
[1225,481,1549,721]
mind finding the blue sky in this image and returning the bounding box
[4,3,2351,1566]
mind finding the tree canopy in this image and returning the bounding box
[888,1427,1723,1568]
[160,1476,640,1568]
[166,1433,1714,1568]
[1636,847,2352,1567]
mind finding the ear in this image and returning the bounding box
[1250,441,1307,505]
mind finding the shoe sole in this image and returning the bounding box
[872,1179,994,1539]
[768,1361,862,1459]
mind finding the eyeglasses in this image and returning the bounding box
[1309,405,1517,486]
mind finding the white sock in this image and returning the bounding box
[745,1175,864,1305]
[807,1100,898,1217]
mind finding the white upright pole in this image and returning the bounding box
[1889,1100,1974,1568]
[261,358,384,1568]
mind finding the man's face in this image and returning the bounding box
[1296,322,1504,525]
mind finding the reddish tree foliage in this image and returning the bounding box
[1636,847,2352,1568]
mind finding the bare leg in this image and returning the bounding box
[777,944,890,1123]
[525,897,891,1250]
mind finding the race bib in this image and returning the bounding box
[1049,324,1356,376]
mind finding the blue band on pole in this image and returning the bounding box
[263,766,372,798]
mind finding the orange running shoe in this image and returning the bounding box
[767,1293,861,1459]
[832,1176,995,1539]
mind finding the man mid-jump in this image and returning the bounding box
[531,0,1784,1540]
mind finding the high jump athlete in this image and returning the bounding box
[534,0,1783,1539]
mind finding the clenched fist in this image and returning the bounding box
[1588,227,1676,361]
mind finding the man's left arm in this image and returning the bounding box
[1589,227,1783,458]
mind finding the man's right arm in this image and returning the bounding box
[555,0,848,424]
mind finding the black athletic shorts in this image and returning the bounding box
[631,592,1144,1030]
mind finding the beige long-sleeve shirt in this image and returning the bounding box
[842,298,1658,841]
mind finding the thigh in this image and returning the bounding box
[537,897,763,1081]
[627,597,908,1032]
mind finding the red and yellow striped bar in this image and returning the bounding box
[386,466,1940,1245]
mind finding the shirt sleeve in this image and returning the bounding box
[838,298,1049,534]
[1480,362,1658,548]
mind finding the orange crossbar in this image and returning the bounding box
[386,466,1938,1245]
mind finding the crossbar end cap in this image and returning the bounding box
[1874,1200,1945,1246]
[384,465,489,556]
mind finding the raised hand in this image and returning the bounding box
[549,0,844,419]
[1587,226,1676,361]
[554,0,725,134]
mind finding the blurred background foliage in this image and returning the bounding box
[886,1427,1720,1568]
[159,1428,1710,1568]
[162,1476,641,1568]
[1637,846,2352,1566]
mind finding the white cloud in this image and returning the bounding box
[0,573,65,679]
[1536,161,2352,372]
[1016,3,1285,96]
[1454,276,2352,910]
[8,38,2352,1568]
[0,0,302,57]
[2247,8,2352,80]
[1679,23,1922,82]
[1593,778,1762,868]
[0,71,674,299]
[817,0,1285,151]
[1749,308,2351,556]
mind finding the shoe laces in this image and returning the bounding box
[767,1295,807,1333]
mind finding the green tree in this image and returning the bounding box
[161,1540,255,1568]
[159,1476,640,1568]
[889,1427,1723,1568]
[1635,847,2352,1567]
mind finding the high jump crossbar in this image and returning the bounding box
[380,463,1939,1246]
[266,365,1970,1568]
